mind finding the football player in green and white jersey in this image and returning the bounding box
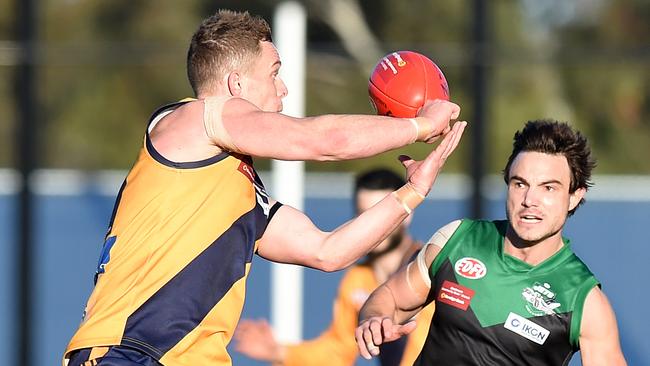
[356,120,627,366]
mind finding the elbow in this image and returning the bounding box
[314,256,346,273]
[313,248,349,273]
[323,261,348,273]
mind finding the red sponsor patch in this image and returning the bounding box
[437,280,475,311]
[237,161,256,183]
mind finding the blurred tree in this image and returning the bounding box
[304,0,473,173]
[0,0,17,167]
[38,0,201,168]
[0,0,648,174]
[556,0,650,173]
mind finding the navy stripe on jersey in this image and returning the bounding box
[67,348,92,366]
[146,101,189,126]
[144,100,229,169]
[105,178,127,239]
[267,202,283,222]
[121,203,269,359]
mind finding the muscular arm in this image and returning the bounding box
[257,122,466,271]
[361,243,441,324]
[355,220,460,360]
[258,194,411,271]
[220,97,460,161]
[579,287,627,366]
[353,244,439,360]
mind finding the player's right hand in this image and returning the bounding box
[416,100,461,143]
[355,317,416,360]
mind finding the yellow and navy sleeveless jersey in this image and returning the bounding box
[64,100,277,366]
[416,219,599,366]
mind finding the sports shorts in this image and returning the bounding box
[67,345,162,366]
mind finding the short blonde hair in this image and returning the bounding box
[187,9,272,95]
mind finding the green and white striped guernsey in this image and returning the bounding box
[415,219,599,366]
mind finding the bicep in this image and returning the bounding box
[256,204,327,267]
[396,219,459,304]
[387,244,442,318]
[579,287,627,366]
[220,98,327,160]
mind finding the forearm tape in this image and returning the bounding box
[391,183,425,214]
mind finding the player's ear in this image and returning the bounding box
[568,187,586,212]
[226,72,243,96]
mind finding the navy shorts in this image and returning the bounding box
[67,346,162,366]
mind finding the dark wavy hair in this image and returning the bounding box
[502,120,596,215]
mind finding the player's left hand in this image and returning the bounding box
[400,120,467,196]
[355,316,416,360]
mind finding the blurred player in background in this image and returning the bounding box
[63,9,466,366]
[356,120,627,366]
[235,168,435,366]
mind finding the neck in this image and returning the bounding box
[504,226,564,266]
[197,85,231,100]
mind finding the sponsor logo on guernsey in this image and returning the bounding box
[522,282,561,316]
[454,257,487,279]
[237,161,256,183]
[96,235,116,276]
[504,312,550,345]
[437,280,475,311]
[237,161,271,215]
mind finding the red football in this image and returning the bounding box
[368,51,450,118]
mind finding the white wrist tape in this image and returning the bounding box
[391,183,426,214]
[408,118,419,143]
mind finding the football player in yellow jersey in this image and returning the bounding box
[234,168,435,366]
[64,9,466,366]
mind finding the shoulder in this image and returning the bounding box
[583,287,615,321]
[220,96,262,119]
[575,286,612,344]
[578,290,628,364]
[426,219,463,248]
[420,218,498,270]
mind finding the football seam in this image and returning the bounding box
[369,80,419,111]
